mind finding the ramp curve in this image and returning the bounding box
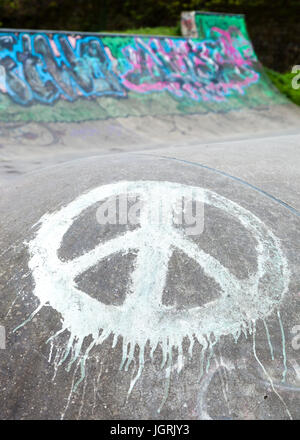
[0,12,300,421]
[0,12,299,183]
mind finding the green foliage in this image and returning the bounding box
[115,0,300,29]
[105,26,180,36]
[105,23,300,108]
[0,1,298,73]
[265,68,300,106]
[107,24,300,108]
[0,0,299,32]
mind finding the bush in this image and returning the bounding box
[105,26,180,36]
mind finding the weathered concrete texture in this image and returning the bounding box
[0,154,299,420]
[0,18,300,421]
[1,104,300,187]
[142,131,300,212]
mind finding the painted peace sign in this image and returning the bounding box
[28,180,289,367]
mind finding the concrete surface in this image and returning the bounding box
[0,154,300,420]
[1,105,300,186]
[0,20,299,420]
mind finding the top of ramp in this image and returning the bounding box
[0,12,300,420]
[0,12,299,185]
[181,11,248,39]
[0,15,288,124]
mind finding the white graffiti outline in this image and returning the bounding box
[26,180,289,390]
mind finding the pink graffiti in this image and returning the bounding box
[211,27,254,68]
[68,36,80,49]
[49,40,60,57]
[121,29,259,102]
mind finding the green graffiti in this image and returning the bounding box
[195,13,250,40]
[195,12,257,63]
[0,16,288,123]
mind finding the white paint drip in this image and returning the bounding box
[92,363,102,416]
[5,294,19,319]
[217,353,230,412]
[252,321,292,420]
[78,368,88,419]
[197,355,235,420]
[19,180,290,411]
[263,319,274,361]
[61,363,79,420]
[157,354,172,414]
[277,310,288,383]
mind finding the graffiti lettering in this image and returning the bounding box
[0,29,259,106]
[0,33,125,105]
[291,65,300,90]
[121,30,259,101]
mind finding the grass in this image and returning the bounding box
[104,26,180,36]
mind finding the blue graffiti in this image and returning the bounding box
[0,30,260,107]
[0,33,126,105]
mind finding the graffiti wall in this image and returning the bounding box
[0,33,125,105]
[181,12,261,68]
[181,11,250,40]
[0,15,286,122]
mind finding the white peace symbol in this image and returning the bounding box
[28,180,289,364]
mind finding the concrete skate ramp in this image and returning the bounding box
[0,153,300,420]
[0,12,300,183]
[0,13,300,421]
